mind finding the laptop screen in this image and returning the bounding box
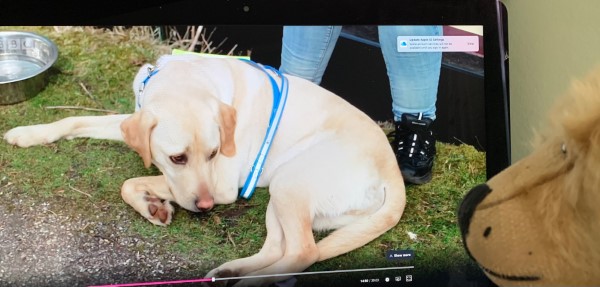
[0,1,509,287]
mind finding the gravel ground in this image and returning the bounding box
[0,184,203,287]
[0,182,495,287]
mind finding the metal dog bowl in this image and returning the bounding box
[0,31,58,105]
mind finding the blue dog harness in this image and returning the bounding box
[137,57,288,200]
[137,66,159,110]
[238,59,289,199]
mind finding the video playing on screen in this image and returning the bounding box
[0,25,495,287]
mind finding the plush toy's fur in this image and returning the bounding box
[459,67,600,286]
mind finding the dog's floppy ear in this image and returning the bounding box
[218,103,237,157]
[121,111,157,168]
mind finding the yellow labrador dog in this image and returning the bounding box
[4,55,406,286]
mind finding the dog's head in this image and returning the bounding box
[458,68,600,286]
[121,57,237,212]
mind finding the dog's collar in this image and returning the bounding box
[137,66,159,109]
[239,59,289,199]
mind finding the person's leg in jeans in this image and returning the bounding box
[379,25,443,184]
[279,26,342,84]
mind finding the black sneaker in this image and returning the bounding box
[391,113,436,184]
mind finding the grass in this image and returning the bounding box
[0,26,486,280]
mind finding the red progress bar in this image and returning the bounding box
[88,277,214,287]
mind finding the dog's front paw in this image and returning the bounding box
[3,125,59,147]
[142,195,174,226]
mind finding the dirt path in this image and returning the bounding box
[0,184,201,287]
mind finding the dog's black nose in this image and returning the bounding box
[458,184,492,240]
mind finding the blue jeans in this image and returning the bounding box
[280,26,442,121]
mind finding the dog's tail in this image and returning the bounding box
[316,162,406,261]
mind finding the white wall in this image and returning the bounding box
[502,0,600,161]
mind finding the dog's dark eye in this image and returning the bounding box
[208,148,218,160]
[170,154,188,165]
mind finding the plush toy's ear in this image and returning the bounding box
[121,111,157,168]
[557,70,600,150]
[218,103,237,157]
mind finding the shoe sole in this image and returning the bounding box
[402,171,432,185]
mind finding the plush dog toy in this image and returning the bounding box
[458,67,600,286]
